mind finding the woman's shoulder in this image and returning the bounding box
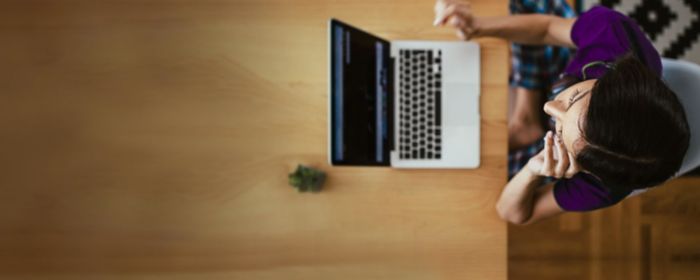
[581,5,626,19]
[553,172,633,212]
[572,6,630,43]
[566,5,662,78]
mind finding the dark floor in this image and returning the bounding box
[508,176,700,279]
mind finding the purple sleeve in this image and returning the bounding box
[564,6,662,79]
[553,173,632,212]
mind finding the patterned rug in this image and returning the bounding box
[577,0,700,64]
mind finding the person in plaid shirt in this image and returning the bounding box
[434,0,690,224]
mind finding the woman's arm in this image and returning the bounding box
[496,131,579,225]
[434,0,577,47]
[496,171,562,225]
[473,15,576,47]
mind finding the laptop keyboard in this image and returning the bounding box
[398,49,442,160]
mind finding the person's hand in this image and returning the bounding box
[526,131,581,178]
[433,0,478,40]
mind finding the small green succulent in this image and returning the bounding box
[288,165,326,193]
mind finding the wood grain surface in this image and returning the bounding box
[0,0,509,279]
[509,177,700,280]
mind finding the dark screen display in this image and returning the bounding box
[330,19,392,166]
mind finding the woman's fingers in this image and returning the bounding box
[542,131,554,176]
[526,145,545,175]
[434,0,471,26]
[565,150,580,178]
[456,29,466,40]
[434,0,458,26]
[456,24,476,40]
[554,134,569,178]
[527,131,581,179]
[434,0,449,15]
[434,0,477,40]
[448,16,465,29]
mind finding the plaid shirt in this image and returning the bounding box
[508,0,577,179]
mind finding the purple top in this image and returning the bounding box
[564,6,662,79]
[553,6,662,211]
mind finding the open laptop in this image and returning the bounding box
[329,19,480,168]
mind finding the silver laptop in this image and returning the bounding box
[328,19,480,169]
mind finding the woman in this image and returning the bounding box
[434,0,690,224]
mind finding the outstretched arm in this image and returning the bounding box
[434,0,577,48]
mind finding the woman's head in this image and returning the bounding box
[544,55,690,190]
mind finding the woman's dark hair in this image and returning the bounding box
[576,54,690,191]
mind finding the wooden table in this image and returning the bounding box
[0,0,509,279]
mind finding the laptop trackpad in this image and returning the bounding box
[443,83,479,126]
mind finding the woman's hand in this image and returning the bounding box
[526,131,580,178]
[433,0,479,40]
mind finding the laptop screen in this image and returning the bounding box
[330,19,392,166]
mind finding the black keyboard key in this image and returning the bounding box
[435,89,441,126]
